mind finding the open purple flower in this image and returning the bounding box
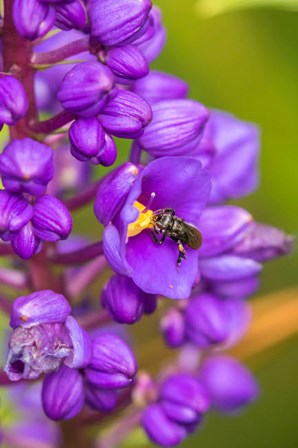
[4,290,92,381]
[95,157,211,299]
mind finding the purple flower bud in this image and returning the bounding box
[91,133,117,167]
[57,62,115,118]
[102,275,145,324]
[185,294,250,349]
[84,333,137,389]
[100,90,152,138]
[105,45,149,82]
[134,6,166,63]
[69,118,105,161]
[42,365,84,420]
[10,290,71,329]
[200,255,262,282]
[0,76,28,125]
[138,99,209,156]
[94,162,139,226]
[198,206,253,258]
[89,0,152,46]
[199,356,259,413]
[13,0,56,40]
[85,383,117,411]
[0,190,33,240]
[0,138,54,196]
[5,322,72,380]
[160,375,209,426]
[161,307,186,348]
[133,70,188,104]
[31,195,72,242]
[11,222,41,259]
[231,222,295,262]
[142,403,187,447]
[55,0,87,31]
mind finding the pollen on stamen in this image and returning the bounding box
[127,195,156,238]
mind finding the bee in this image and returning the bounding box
[151,208,202,266]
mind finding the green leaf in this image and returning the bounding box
[195,0,298,17]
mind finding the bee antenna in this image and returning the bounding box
[142,192,156,213]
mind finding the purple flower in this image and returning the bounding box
[5,290,91,381]
[199,356,259,413]
[0,190,33,241]
[57,61,115,118]
[142,374,209,447]
[99,89,152,139]
[13,0,56,40]
[160,307,186,348]
[197,206,253,258]
[89,0,152,46]
[84,333,137,389]
[54,0,87,31]
[231,222,295,262]
[184,294,250,349]
[0,75,28,125]
[102,274,155,324]
[202,110,260,203]
[95,157,211,299]
[0,138,54,196]
[69,117,105,161]
[42,365,84,420]
[142,404,188,447]
[105,45,149,82]
[138,99,209,156]
[133,70,188,104]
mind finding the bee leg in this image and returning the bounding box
[151,230,166,245]
[177,241,187,265]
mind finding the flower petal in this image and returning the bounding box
[64,316,92,369]
[10,290,71,329]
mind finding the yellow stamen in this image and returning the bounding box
[127,201,154,237]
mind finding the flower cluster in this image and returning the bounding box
[0,0,294,447]
[0,138,72,258]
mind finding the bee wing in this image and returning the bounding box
[183,223,202,249]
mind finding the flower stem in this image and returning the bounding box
[63,179,103,211]
[3,0,37,139]
[66,256,107,300]
[29,110,75,134]
[95,407,142,448]
[50,241,104,265]
[31,37,91,66]
[77,309,111,331]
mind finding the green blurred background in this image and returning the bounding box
[128,1,298,447]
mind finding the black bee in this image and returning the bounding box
[151,208,202,265]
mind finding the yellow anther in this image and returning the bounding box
[127,201,154,237]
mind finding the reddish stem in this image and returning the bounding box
[50,241,104,265]
[3,0,37,139]
[29,110,75,134]
[64,179,103,211]
[31,37,91,65]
